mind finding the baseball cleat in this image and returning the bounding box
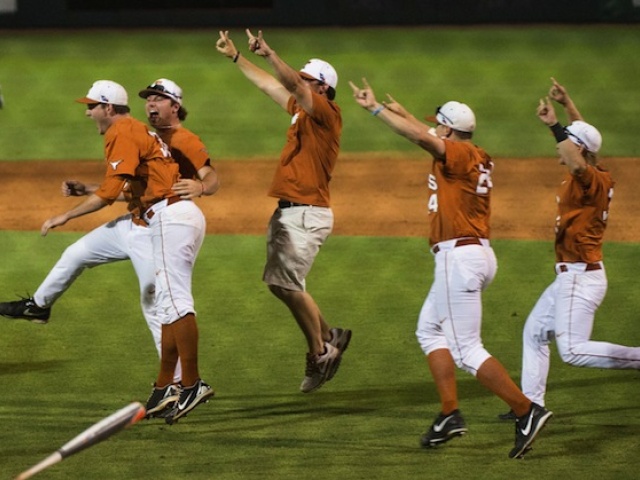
[145,383,181,419]
[300,342,340,393]
[498,409,516,421]
[420,409,468,448]
[328,327,352,352]
[509,403,553,459]
[164,379,214,425]
[0,296,50,324]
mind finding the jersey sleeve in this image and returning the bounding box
[94,176,127,204]
[103,126,141,178]
[178,134,211,172]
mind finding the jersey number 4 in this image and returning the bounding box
[427,163,494,213]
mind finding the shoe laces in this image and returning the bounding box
[305,354,320,376]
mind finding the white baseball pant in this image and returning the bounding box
[521,263,640,406]
[32,213,181,382]
[416,239,497,376]
[144,199,205,325]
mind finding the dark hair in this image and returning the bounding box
[326,86,336,101]
[453,129,473,140]
[113,104,130,114]
[178,105,188,121]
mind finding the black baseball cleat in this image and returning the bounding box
[420,409,468,448]
[164,379,214,425]
[145,383,181,419]
[509,403,553,459]
[498,409,516,421]
[0,296,50,324]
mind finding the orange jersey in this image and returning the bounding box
[555,164,614,263]
[267,93,342,207]
[428,140,493,246]
[94,117,179,214]
[157,126,212,180]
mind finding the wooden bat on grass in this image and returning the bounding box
[15,402,146,480]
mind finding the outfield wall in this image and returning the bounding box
[0,0,639,29]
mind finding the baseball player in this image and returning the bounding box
[349,78,552,459]
[215,29,351,393]
[0,79,218,399]
[0,80,218,418]
[499,79,640,420]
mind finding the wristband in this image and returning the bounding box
[233,51,240,63]
[549,123,568,143]
[371,105,385,116]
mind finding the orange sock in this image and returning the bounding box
[427,349,459,414]
[476,357,531,417]
[172,313,200,386]
[156,324,178,387]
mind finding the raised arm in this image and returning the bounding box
[537,96,586,175]
[245,29,317,114]
[549,77,583,123]
[349,78,445,158]
[216,30,290,110]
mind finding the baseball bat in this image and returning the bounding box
[15,401,146,480]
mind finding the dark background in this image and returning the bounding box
[1,0,639,28]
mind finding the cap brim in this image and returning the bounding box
[424,114,437,124]
[299,71,320,83]
[75,96,97,104]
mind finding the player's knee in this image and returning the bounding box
[557,345,586,367]
[59,241,92,268]
[415,325,446,355]
[453,344,491,376]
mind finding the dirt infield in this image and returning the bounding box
[2,155,640,242]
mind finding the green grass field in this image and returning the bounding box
[1,26,639,479]
[0,233,638,479]
[1,26,640,160]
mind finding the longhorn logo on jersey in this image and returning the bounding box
[109,160,124,171]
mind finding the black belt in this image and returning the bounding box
[432,237,482,254]
[278,200,311,209]
[558,263,602,273]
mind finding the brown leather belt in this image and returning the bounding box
[432,237,482,254]
[145,196,182,221]
[558,263,602,273]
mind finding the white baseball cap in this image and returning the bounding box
[426,101,476,133]
[300,59,338,89]
[138,78,183,106]
[76,80,128,106]
[565,120,602,153]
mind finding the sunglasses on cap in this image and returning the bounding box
[435,105,454,126]
[146,83,181,100]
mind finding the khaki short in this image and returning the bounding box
[262,205,333,291]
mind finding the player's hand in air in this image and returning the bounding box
[549,77,569,106]
[216,31,238,59]
[382,93,411,118]
[536,97,558,126]
[246,29,273,57]
[349,78,378,111]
